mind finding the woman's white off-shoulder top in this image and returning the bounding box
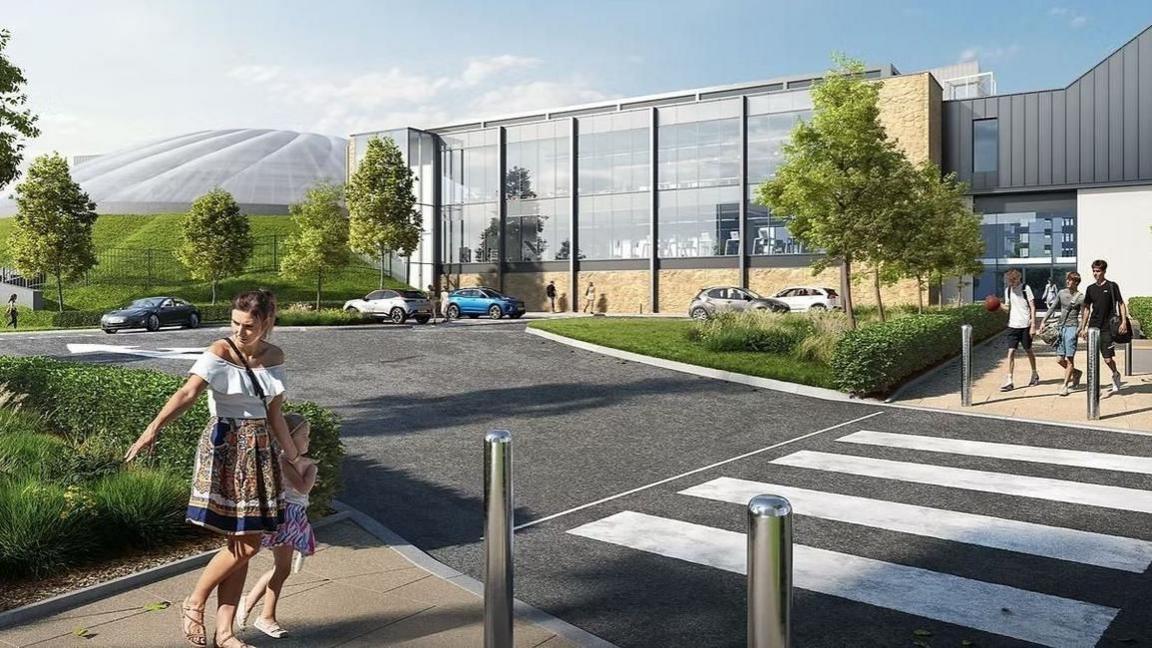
[189,351,286,419]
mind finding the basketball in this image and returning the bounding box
[984,295,1002,311]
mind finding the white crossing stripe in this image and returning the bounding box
[839,430,1152,474]
[680,477,1152,572]
[569,511,1118,648]
[772,451,1152,514]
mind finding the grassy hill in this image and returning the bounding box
[0,214,407,311]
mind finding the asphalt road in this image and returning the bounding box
[4,321,1151,647]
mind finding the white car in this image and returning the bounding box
[772,286,841,312]
[343,289,433,324]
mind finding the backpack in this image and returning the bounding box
[1004,285,1034,311]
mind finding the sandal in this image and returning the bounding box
[253,617,289,638]
[180,598,207,647]
[214,636,255,648]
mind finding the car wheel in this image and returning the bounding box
[187,313,200,329]
[414,316,430,324]
[345,306,359,313]
[389,307,408,324]
[447,304,460,319]
[103,328,116,334]
[690,307,709,320]
[489,305,503,319]
[146,314,160,332]
[810,303,827,311]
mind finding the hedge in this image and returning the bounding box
[831,304,1008,396]
[1129,297,1152,335]
[0,356,343,515]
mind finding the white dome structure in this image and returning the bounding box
[2,129,347,215]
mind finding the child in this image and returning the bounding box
[237,413,317,638]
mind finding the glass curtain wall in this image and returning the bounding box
[745,92,813,255]
[441,130,499,264]
[972,207,1077,302]
[657,100,741,257]
[504,121,571,261]
[577,110,651,260]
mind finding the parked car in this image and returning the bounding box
[688,286,790,320]
[343,289,433,324]
[771,286,841,312]
[446,288,526,320]
[101,297,201,333]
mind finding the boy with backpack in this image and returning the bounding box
[1000,269,1039,392]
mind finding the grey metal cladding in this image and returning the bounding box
[942,24,1152,191]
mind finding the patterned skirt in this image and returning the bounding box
[262,503,316,556]
[187,418,284,536]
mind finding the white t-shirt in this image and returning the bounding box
[1004,284,1035,329]
[189,351,286,419]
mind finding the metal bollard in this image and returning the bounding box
[960,324,973,407]
[484,430,513,648]
[1087,328,1100,420]
[747,495,792,648]
[1125,340,1133,377]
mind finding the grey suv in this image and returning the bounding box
[688,286,790,320]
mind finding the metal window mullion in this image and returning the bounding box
[739,96,749,288]
[570,117,579,312]
[497,127,507,291]
[650,107,659,312]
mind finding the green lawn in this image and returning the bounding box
[529,317,837,389]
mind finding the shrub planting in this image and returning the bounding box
[0,479,95,578]
[93,469,193,550]
[1129,296,1151,335]
[690,311,815,354]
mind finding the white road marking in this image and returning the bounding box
[512,411,885,531]
[569,511,1118,648]
[772,451,1152,514]
[839,430,1152,474]
[66,343,204,360]
[681,477,1152,572]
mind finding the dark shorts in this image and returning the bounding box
[1005,326,1033,350]
[1097,327,1116,359]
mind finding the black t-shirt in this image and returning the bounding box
[1084,280,1123,329]
[546,284,556,297]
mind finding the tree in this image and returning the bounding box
[0,28,40,192]
[9,154,97,311]
[756,56,910,330]
[175,189,253,305]
[347,137,421,289]
[505,166,537,200]
[280,183,350,309]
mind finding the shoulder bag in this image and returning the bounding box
[223,337,269,414]
[1108,281,1133,344]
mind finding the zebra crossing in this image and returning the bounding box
[566,428,1152,648]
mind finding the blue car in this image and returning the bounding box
[447,288,526,320]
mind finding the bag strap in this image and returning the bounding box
[223,337,269,414]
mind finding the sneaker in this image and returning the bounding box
[1000,377,1014,392]
[1059,383,1071,397]
[1072,369,1083,387]
[1111,372,1123,394]
[1028,373,1041,387]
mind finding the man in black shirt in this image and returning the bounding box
[1080,259,1131,394]
[546,281,557,313]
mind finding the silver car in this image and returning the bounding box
[688,286,790,320]
[343,289,433,324]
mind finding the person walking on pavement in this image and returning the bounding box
[124,289,304,648]
[546,281,557,313]
[582,281,596,314]
[441,284,452,321]
[1000,269,1040,392]
[5,294,16,329]
[427,284,439,324]
[1079,259,1131,395]
[1039,271,1085,396]
[1043,276,1059,311]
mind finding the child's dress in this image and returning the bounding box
[262,483,316,570]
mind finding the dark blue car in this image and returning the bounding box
[446,288,526,320]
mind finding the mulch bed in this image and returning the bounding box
[0,532,223,613]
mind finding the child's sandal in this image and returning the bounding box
[253,617,289,638]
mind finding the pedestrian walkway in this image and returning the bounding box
[0,518,577,648]
[894,334,1152,431]
[565,422,1152,647]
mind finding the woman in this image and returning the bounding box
[125,289,303,648]
[5,294,16,329]
[1040,271,1086,396]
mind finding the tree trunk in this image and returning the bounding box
[873,268,886,323]
[916,274,925,313]
[936,277,945,307]
[379,244,386,290]
[841,258,857,330]
[55,272,64,313]
[211,279,218,305]
[316,270,322,311]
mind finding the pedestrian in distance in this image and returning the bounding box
[441,285,452,321]
[1043,276,1059,311]
[546,280,557,313]
[427,284,439,324]
[238,413,317,639]
[1039,271,1085,396]
[583,281,596,314]
[999,269,1040,391]
[124,289,305,648]
[5,294,16,329]
[1079,259,1131,395]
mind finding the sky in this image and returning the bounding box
[3,0,1152,166]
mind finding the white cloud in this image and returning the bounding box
[1049,6,1088,28]
[1070,15,1088,28]
[470,80,609,119]
[958,44,1022,63]
[1049,7,1070,16]
[227,65,283,84]
[459,55,540,86]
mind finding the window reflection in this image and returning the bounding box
[972,207,1077,300]
[577,111,651,259]
[745,104,811,256]
[441,130,499,263]
[505,121,571,261]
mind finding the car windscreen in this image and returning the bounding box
[481,290,506,299]
[128,298,162,308]
[824,288,839,297]
[399,290,426,299]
